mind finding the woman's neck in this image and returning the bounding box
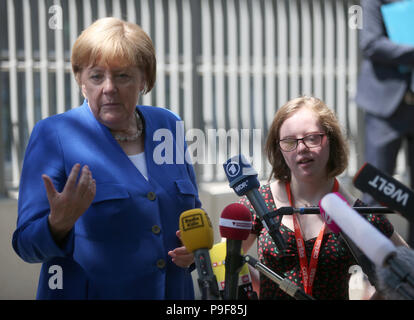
[289,176,335,207]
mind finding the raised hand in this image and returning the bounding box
[42,163,96,243]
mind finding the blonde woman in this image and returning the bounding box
[13,17,198,299]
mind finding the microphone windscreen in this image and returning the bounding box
[320,193,396,266]
[318,192,346,234]
[376,246,414,300]
[209,242,252,291]
[179,208,214,252]
[219,203,252,240]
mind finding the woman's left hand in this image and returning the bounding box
[168,230,194,268]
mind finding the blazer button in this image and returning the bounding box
[152,225,161,234]
[147,192,156,201]
[156,259,166,269]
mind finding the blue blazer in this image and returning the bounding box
[355,0,414,118]
[12,100,201,299]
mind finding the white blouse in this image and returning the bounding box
[128,152,148,181]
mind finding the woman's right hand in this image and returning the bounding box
[42,163,96,244]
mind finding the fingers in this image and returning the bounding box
[76,165,94,198]
[42,174,57,201]
[63,163,81,193]
[171,246,189,255]
[169,246,194,268]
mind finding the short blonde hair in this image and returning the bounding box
[71,17,156,94]
[265,96,349,182]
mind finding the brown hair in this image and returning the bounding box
[71,17,156,94]
[265,96,349,182]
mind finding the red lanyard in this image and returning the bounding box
[285,178,338,296]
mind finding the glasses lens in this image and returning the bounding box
[280,139,297,151]
[303,134,322,147]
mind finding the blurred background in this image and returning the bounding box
[0,0,410,299]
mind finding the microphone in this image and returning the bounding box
[219,203,253,300]
[223,155,286,250]
[274,206,393,216]
[179,208,220,300]
[319,193,379,287]
[353,162,414,223]
[209,242,257,300]
[320,193,414,299]
[244,255,314,300]
[376,246,414,300]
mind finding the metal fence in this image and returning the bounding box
[1,0,405,198]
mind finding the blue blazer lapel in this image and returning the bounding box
[79,100,149,185]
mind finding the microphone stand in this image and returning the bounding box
[224,241,244,300]
[244,255,315,300]
[194,251,221,300]
[272,206,395,216]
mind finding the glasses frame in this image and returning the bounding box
[278,133,326,152]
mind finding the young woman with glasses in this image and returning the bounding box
[240,96,407,300]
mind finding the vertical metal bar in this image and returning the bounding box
[126,0,137,22]
[140,0,153,106]
[168,0,180,115]
[182,0,194,128]
[201,0,214,181]
[276,0,288,106]
[252,0,264,175]
[54,0,65,114]
[347,0,361,174]
[289,0,300,98]
[213,0,226,180]
[7,0,20,188]
[301,0,312,95]
[154,0,166,108]
[312,0,323,99]
[189,0,203,179]
[264,0,276,178]
[38,0,49,119]
[227,0,238,132]
[264,0,275,125]
[113,0,122,19]
[69,0,80,108]
[336,1,347,129]
[324,0,335,108]
[97,0,107,19]
[23,0,35,134]
[83,0,92,29]
[239,0,251,167]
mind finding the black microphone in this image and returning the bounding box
[320,193,414,300]
[353,162,414,223]
[219,203,253,300]
[223,155,286,251]
[179,208,220,300]
[273,206,394,216]
[244,255,314,300]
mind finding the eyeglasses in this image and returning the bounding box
[278,133,326,152]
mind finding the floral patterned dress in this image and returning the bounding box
[239,184,394,300]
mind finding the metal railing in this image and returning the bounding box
[1,0,407,198]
